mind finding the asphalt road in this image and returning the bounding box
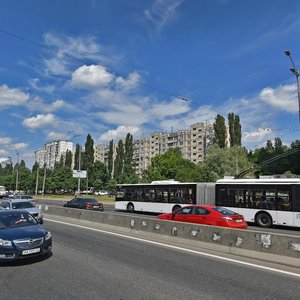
[1,220,300,300]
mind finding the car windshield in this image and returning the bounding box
[12,202,35,209]
[0,201,10,209]
[0,212,37,228]
[213,207,237,216]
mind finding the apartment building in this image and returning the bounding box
[35,140,73,168]
[94,122,214,178]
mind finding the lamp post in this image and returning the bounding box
[67,132,82,194]
[284,50,300,126]
[15,151,19,192]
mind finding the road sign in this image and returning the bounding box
[72,170,87,178]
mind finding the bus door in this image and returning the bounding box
[292,185,300,227]
[276,189,293,226]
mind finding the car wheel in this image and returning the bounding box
[127,203,134,213]
[256,212,272,228]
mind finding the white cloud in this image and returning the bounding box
[22,114,57,129]
[0,149,7,156]
[11,143,28,150]
[42,33,117,76]
[144,0,184,32]
[149,99,190,119]
[159,105,216,131]
[95,96,190,127]
[71,65,114,89]
[28,78,55,94]
[0,84,29,108]
[0,137,12,145]
[28,98,65,113]
[115,72,140,90]
[98,125,141,143]
[47,131,69,141]
[259,84,298,112]
[243,128,273,143]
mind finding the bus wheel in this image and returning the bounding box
[127,203,134,213]
[256,212,272,228]
[172,205,181,212]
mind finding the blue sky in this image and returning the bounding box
[1,0,300,167]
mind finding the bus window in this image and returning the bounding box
[248,190,263,209]
[135,188,144,202]
[144,189,155,202]
[156,188,169,203]
[116,188,124,201]
[226,189,238,207]
[277,191,291,211]
[125,188,135,201]
[265,190,276,210]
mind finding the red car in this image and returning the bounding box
[157,205,247,229]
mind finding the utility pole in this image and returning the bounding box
[35,167,39,195]
[42,166,46,196]
[15,151,19,192]
[284,50,300,127]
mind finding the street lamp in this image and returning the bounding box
[15,151,19,192]
[67,132,82,194]
[284,50,300,126]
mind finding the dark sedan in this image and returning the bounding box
[63,197,104,211]
[0,210,52,262]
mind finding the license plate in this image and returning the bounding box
[93,205,99,208]
[22,248,40,255]
[236,219,243,223]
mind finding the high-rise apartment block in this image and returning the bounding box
[94,122,214,178]
[35,140,73,168]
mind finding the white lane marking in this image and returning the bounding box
[45,218,300,278]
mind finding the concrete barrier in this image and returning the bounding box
[42,205,300,265]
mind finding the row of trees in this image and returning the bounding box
[0,112,299,194]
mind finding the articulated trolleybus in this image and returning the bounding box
[116,178,300,228]
[215,178,300,228]
[115,180,215,214]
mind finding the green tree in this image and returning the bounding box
[65,150,73,169]
[202,144,254,179]
[228,112,235,147]
[228,112,241,147]
[234,114,242,146]
[114,139,125,182]
[213,114,227,148]
[144,148,199,182]
[107,139,114,179]
[123,133,137,183]
[74,144,82,170]
[92,161,109,190]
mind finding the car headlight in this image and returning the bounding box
[45,231,52,241]
[0,239,12,246]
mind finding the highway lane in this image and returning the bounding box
[36,199,300,235]
[1,220,300,300]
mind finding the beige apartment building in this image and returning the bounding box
[94,122,214,178]
[34,140,73,168]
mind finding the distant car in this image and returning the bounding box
[63,198,104,211]
[94,191,108,196]
[0,199,43,224]
[0,210,52,262]
[13,194,34,201]
[157,205,247,229]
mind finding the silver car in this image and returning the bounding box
[0,199,43,223]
